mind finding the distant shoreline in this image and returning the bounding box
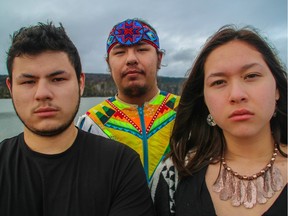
[0,73,186,98]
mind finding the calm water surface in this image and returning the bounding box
[0,97,107,142]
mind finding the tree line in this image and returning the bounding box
[0,73,186,98]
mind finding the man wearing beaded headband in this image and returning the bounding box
[1,21,155,215]
[77,18,180,183]
[106,19,160,54]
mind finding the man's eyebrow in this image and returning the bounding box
[16,70,67,80]
[18,73,36,79]
[112,41,150,50]
[112,44,126,49]
[47,70,66,78]
[137,41,149,46]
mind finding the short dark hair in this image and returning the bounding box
[6,22,82,82]
[169,25,287,178]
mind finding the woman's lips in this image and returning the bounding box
[229,109,254,121]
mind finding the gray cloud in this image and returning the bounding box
[0,0,286,77]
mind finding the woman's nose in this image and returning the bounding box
[228,82,248,104]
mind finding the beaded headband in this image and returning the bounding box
[106,19,160,54]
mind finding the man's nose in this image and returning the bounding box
[126,49,139,66]
[34,80,53,101]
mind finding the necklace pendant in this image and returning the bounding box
[212,167,225,192]
[256,176,268,204]
[271,165,284,191]
[219,168,233,200]
[231,179,244,206]
[263,169,274,198]
[212,146,284,209]
[243,181,257,208]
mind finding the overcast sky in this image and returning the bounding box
[0,0,287,77]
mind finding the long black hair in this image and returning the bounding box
[169,25,287,178]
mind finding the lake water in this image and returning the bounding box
[0,97,107,142]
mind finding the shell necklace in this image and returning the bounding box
[212,146,284,209]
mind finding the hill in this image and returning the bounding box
[0,73,186,98]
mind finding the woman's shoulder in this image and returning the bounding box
[276,144,287,184]
[279,143,287,155]
[277,144,287,167]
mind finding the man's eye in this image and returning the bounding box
[114,51,125,55]
[138,48,148,52]
[52,78,65,82]
[21,80,35,85]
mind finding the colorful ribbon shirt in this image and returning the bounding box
[77,91,180,182]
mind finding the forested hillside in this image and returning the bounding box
[0,73,186,98]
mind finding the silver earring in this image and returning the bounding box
[207,114,216,126]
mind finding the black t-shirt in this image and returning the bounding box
[0,129,155,216]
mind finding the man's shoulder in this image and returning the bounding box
[0,134,22,155]
[158,90,180,108]
[159,90,179,96]
[76,129,141,176]
[159,90,180,102]
[0,134,21,146]
[77,129,137,156]
[86,96,116,111]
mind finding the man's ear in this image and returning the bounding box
[79,72,85,96]
[106,56,112,73]
[6,77,12,95]
[157,52,163,69]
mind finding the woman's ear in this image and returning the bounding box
[275,88,280,101]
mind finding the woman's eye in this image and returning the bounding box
[244,73,260,80]
[211,80,225,86]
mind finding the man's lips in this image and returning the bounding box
[122,70,144,77]
[34,107,59,117]
[229,109,254,121]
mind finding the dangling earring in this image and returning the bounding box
[207,114,216,126]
